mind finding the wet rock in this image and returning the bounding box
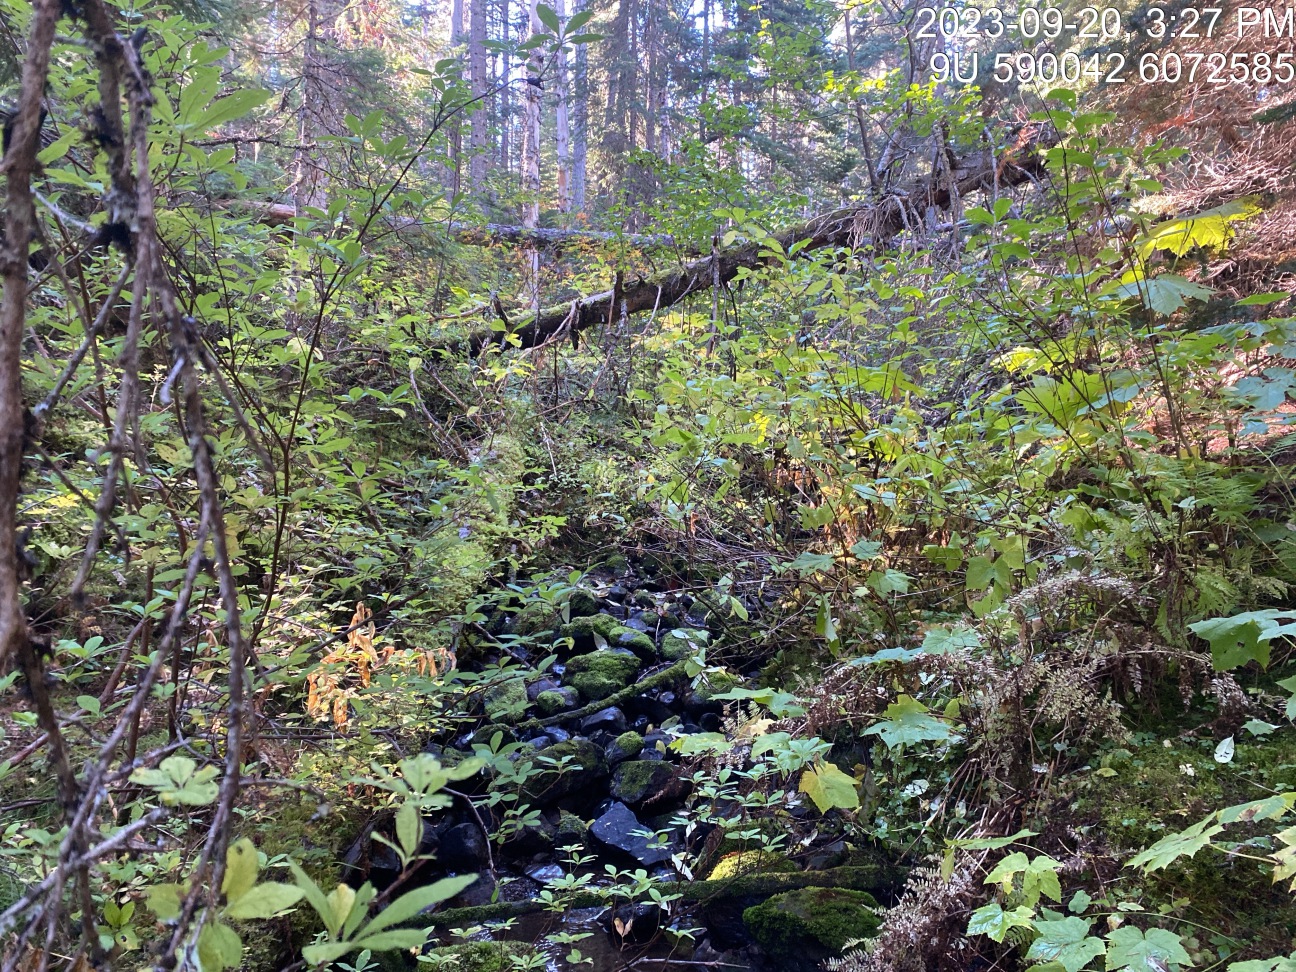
[601,602,629,620]
[742,888,881,972]
[641,730,673,759]
[605,582,630,602]
[699,711,722,733]
[631,590,657,609]
[439,822,489,870]
[606,730,644,767]
[686,669,742,717]
[526,677,561,702]
[527,863,566,883]
[805,839,848,871]
[536,687,580,715]
[566,649,641,702]
[626,689,676,725]
[544,726,571,744]
[604,901,665,944]
[610,760,679,809]
[590,801,677,866]
[623,612,652,633]
[523,737,609,804]
[581,706,627,735]
[612,627,657,661]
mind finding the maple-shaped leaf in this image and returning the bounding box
[1026,917,1105,972]
[864,695,956,748]
[1127,816,1224,873]
[1105,926,1193,971]
[966,902,1035,943]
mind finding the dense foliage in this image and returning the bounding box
[1,0,1295,970]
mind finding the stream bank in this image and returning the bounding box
[343,560,901,971]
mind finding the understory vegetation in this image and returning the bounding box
[1,0,1295,970]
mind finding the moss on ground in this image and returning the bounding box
[1078,731,1296,955]
[535,689,573,715]
[743,887,880,971]
[561,614,622,641]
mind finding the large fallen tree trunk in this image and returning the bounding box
[437,123,1055,356]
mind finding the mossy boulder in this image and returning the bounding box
[565,650,641,701]
[483,677,528,723]
[555,810,589,848]
[661,628,706,661]
[611,626,657,661]
[421,941,538,972]
[610,759,677,808]
[707,849,799,880]
[568,590,601,618]
[611,731,644,759]
[743,887,880,971]
[535,687,578,715]
[523,737,609,804]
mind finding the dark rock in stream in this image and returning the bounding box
[610,760,680,809]
[623,612,651,633]
[581,706,627,735]
[522,737,609,805]
[526,677,561,701]
[439,823,489,870]
[604,901,665,944]
[590,801,678,866]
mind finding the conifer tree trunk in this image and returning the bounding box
[450,0,465,193]
[555,0,571,217]
[469,0,489,190]
[523,0,543,308]
[571,0,589,211]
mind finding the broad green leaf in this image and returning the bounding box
[290,863,337,936]
[76,695,101,717]
[222,838,259,903]
[361,875,476,935]
[395,801,422,858]
[1068,889,1092,914]
[985,852,1031,891]
[130,756,220,806]
[224,882,304,920]
[353,928,431,950]
[302,941,357,966]
[1228,956,1296,972]
[535,3,561,32]
[789,551,835,576]
[669,732,733,756]
[864,695,956,748]
[1026,917,1105,972]
[327,883,358,936]
[967,902,1035,942]
[1219,793,1295,825]
[1214,736,1235,764]
[921,625,980,654]
[146,883,184,921]
[197,921,242,972]
[1127,816,1223,872]
[798,762,860,814]
[850,539,882,560]
[1105,926,1192,971]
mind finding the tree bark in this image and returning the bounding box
[555,0,571,216]
[571,0,589,212]
[522,0,543,309]
[468,0,489,190]
[436,124,1054,356]
[0,0,58,671]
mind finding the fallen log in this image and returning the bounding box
[435,123,1056,356]
[422,863,907,929]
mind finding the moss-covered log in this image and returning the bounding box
[424,864,907,929]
